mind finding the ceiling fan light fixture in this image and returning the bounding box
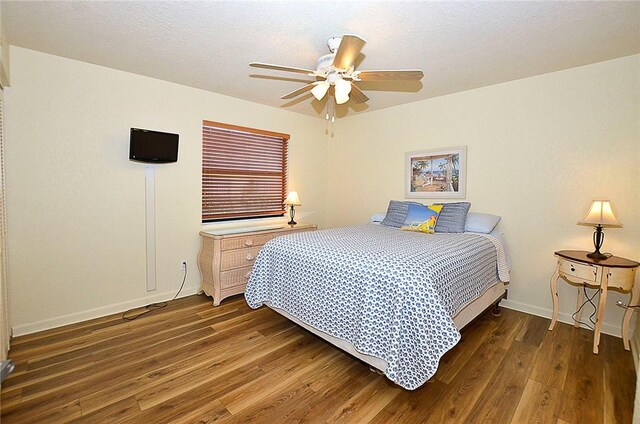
[334,79,352,105]
[311,81,330,101]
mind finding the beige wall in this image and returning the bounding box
[4,47,328,335]
[4,46,639,338]
[328,55,640,336]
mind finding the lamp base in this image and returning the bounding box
[586,251,608,260]
[587,225,607,260]
[287,205,297,226]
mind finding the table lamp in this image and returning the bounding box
[284,191,302,226]
[577,200,622,260]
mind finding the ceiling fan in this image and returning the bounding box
[250,35,424,108]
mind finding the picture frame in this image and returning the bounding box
[405,146,467,199]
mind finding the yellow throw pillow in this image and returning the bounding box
[400,204,443,234]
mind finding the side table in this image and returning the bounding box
[548,250,639,354]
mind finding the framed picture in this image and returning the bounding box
[405,146,467,199]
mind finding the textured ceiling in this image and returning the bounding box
[3,1,639,119]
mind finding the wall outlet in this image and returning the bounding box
[181,260,187,271]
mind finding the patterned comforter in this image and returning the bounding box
[244,224,510,390]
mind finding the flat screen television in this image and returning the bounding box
[129,128,179,163]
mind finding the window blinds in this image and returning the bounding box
[202,120,289,221]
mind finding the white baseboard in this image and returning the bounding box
[501,298,621,338]
[11,286,200,337]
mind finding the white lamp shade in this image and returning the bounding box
[284,191,302,206]
[334,79,352,105]
[577,200,622,228]
[311,81,330,101]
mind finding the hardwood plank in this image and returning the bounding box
[300,348,366,392]
[516,314,550,347]
[72,396,141,424]
[220,382,317,424]
[219,344,339,414]
[120,366,263,423]
[80,330,269,413]
[0,386,22,410]
[558,328,605,423]
[423,320,511,423]
[466,340,538,422]
[20,327,217,401]
[369,379,447,424]
[1,327,221,419]
[1,398,82,424]
[3,351,95,390]
[510,379,562,424]
[601,333,635,424]
[287,360,374,422]
[492,307,529,350]
[435,313,500,384]
[326,376,402,423]
[134,331,310,412]
[169,399,230,424]
[529,321,575,390]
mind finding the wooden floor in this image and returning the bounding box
[0,294,635,424]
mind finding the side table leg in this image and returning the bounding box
[593,282,608,354]
[622,280,639,351]
[574,285,584,328]
[549,267,560,331]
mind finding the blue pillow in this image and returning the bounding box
[381,200,419,228]
[434,202,471,233]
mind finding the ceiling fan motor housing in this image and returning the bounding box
[316,53,336,74]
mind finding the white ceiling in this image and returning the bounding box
[3,1,639,119]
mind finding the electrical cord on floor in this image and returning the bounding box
[571,285,599,331]
[122,262,188,321]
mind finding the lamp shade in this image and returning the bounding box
[284,191,302,206]
[311,81,330,101]
[577,200,622,228]
[334,79,352,105]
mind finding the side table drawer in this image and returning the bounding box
[221,246,263,271]
[220,266,253,289]
[607,267,636,291]
[559,259,597,282]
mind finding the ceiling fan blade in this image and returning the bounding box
[349,84,369,104]
[250,62,315,75]
[332,35,366,70]
[281,83,316,99]
[354,70,424,81]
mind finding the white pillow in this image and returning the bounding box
[464,212,501,234]
[369,213,386,223]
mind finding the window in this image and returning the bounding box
[202,120,289,222]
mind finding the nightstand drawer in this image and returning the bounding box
[220,246,263,271]
[220,266,253,289]
[559,259,597,282]
[606,267,636,291]
[221,233,276,251]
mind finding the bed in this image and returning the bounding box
[244,223,510,390]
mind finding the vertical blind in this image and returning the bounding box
[202,120,289,221]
